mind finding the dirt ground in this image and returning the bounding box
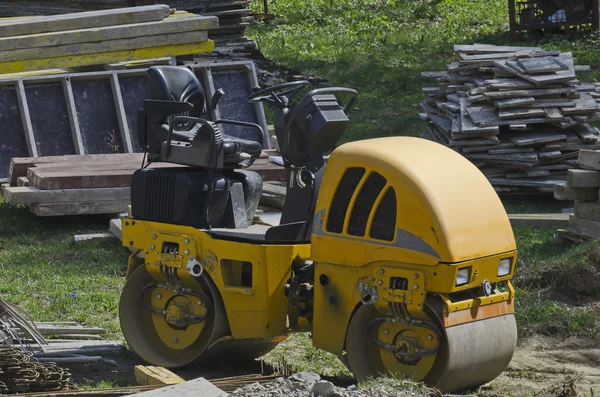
[483,335,600,397]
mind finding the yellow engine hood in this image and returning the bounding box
[315,137,515,264]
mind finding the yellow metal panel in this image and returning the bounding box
[0,41,214,74]
[312,252,517,355]
[312,137,516,265]
[122,219,310,340]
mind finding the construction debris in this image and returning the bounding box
[420,44,600,194]
[0,6,217,74]
[2,153,286,216]
[555,149,600,240]
[0,1,256,51]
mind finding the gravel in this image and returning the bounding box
[229,372,438,397]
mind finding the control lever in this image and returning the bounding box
[210,88,225,112]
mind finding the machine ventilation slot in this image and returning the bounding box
[326,167,365,234]
[347,172,387,237]
[369,187,397,241]
[145,169,177,223]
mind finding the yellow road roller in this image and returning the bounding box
[119,65,517,393]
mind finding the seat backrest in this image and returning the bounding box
[147,66,206,121]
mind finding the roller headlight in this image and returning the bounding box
[456,267,470,286]
[498,258,512,277]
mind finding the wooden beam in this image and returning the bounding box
[568,215,600,239]
[110,73,133,153]
[134,365,185,386]
[575,201,600,223]
[0,5,171,38]
[62,77,85,154]
[3,186,130,205]
[578,149,600,171]
[0,16,218,52]
[0,31,209,63]
[28,169,134,190]
[508,213,569,228]
[0,40,215,74]
[554,184,598,201]
[567,169,600,188]
[9,153,143,186]
[30,200,130,216]
[15,80,38,157]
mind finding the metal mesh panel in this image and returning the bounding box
[326,167,366,234]
[348,172,387,237]
[370,187,397,241]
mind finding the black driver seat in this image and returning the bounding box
[144,66,263,165]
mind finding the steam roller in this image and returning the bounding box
[118,64,518,393]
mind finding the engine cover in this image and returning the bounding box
[131,167,230,229]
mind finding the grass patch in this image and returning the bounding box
[514,288,599,337]
[263,332,351,378]
[0,199,128,339]
[249,0,600,142]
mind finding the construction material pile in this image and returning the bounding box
[0,346,73,393]
[554,149,600,240]
[0,5,217,75]
[2,153,285,217]
[420,44,600,194]
[0,1,253,50]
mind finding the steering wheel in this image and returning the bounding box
[247,80,311,108]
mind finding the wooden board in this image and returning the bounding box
[508,213,569,228]
[0,31,209,63]
[0,5,171,38]
[0,41,214,74]
[135,366,185,386]
[508,131,567,146]
[30,200,129,216]
[2,186,130,205]
[498,108,546,119]
[495,97,535,108]
[517,56,569,74]
[9,153,143,186]
[0,16,217,52]
[29,169,134,189]
[483,87,576,99]
[453,44,542,53]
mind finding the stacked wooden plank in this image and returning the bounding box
[554,149,600,240]
[420,44,600,193]
[2,153,286,216]
[0,0,253,50]
[0,5,217,74]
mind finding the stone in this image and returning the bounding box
[312,380,335,397]
[290,372,321,385]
